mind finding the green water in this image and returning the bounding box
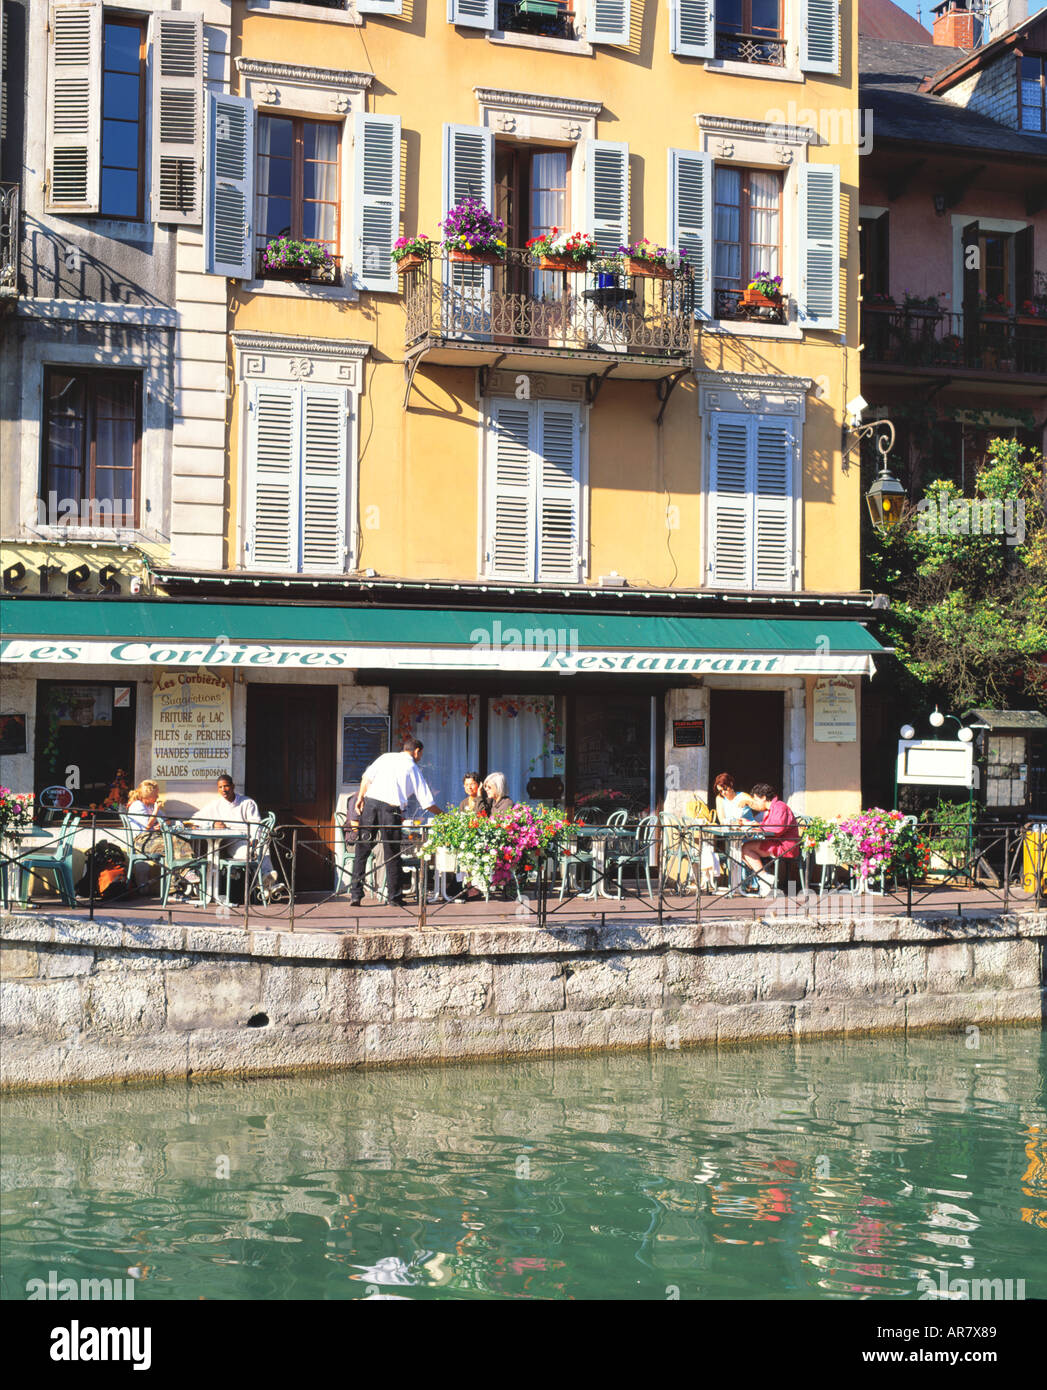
[2,1028,1045,1301]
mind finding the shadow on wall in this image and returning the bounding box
[23,220,172,308]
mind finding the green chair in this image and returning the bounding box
[17,818,80,907]
[216,812,277,904]
[658,812,696,891]
[605,815,658,898]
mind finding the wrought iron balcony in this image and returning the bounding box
[403,249,696,373]
[862,304,1047,379]
[715,29,787,66]
[1,183,19,302]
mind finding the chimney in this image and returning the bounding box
[932,1,980,47]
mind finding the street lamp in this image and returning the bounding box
[845,397,904,528]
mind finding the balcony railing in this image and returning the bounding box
[862,305,1047,377]
[497,0,576,40]
[715,29,787,66]
[1,183,19,300]
[254,251,343,288]
[714,287,787,325]
[404,249,696,359]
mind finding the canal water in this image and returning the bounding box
[2,1027,1044,1301]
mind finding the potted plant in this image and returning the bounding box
[742,271,784,308]
[902,290,945,314]
[440,197,507,265]
[619,239,687,280]
[393,233,437,274]
[525,228,597,271]
[978,292,1013,321]
[593,255,623,290]
[259,236,338,284]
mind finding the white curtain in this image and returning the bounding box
[530,151,568,300]
[391,695,478,813]
[307,122,339,247]
[487,696,564,806]
[749,171,780,281]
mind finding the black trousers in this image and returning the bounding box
[351,798,403,901]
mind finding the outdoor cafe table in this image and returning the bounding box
[177,824,245,905]
[684,822,770,896]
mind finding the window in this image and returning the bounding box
[707,411,796,590]
[1020,55,1046,135]
[42,369,141,528]
[496,143,569,295]
[497,0,576,41]
[859,211,890,300]
[484,398,583,583]
[978,231,1011,305]
[255,115,341,279]
[715,0,784,66]
[35,682,137,816]
[713,165,782,318]
[99,17,146,218]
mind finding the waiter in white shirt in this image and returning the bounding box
[350,738,440,907]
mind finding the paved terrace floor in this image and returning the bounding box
[7,883,1043,933]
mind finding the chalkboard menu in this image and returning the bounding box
[673,719,706,748]
[342,715,389,783]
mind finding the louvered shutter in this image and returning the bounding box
[246,383,298,571]
[537,404,582,583]
[46,1,101,213]
[708,415,751,589]
[584,140,629,257]
[753,420,794,590]
[357,0,403,13]
[353,113,400,293]
[205,90,254,278]
[444,122,495,334]
[150,12,203,224]
[801,0,840,76]
[487,401,535,580]
[301,386,349,573]
[670,0,714,59]
[668,149,712,318]
[447,0,494,29]
[798,164,839,329]
[589,0,630,46]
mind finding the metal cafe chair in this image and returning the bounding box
[216,812,277,904]
[658,812,696,891]
[605,814,658,898]
[16,817,80,907]
[118,813,209,905]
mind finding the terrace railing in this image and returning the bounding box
[862,304,1047,376]
[715,29,787,65]
[1,182,19,300]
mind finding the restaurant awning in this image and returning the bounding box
[0,599,886,677]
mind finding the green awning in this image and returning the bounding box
[1,598,885,677]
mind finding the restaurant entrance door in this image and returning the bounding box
[708,690,784,800]
[246,684,336,892]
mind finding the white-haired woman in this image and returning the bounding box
[482,772,514,817]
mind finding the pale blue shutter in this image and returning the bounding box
[46,1,102,213]
[668,148,712,319]
[708,415,751,588]
[589,0,630,46]
[537,404,582,583]
[801,0,840,76]
[487,401,535,580]
[753,420,795,590]
[353,112,400,293]
[205,91,254,278]
[670,0,714,59]
[447,0,495,29]
[246,382,298,571]
[150,11,203,225]
[585,140,629,257]
[798,164,840,329]
[444,122,495,337]
[300,386,349,573]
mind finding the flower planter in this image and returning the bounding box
[449,249,502,266]
[434,847,459,873]
[814,842,837,867]
[626,257,673,280]
[742,288,783,309]
[396,254,424,274]
[262,267,309,282]
[539,254,581,272]
[596,271,619,290]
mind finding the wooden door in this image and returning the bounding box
[708,689,785,801]
[246,684,336,892]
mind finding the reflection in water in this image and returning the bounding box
[1,1028,1045,1301]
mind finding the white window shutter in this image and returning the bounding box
[585,140,629,257]
[668,148,712,319]
[487,401,535,580]
[357,0,403,13]
[447,0,495,30]
[443,121,494,214]
[205,90,254,278]
[801,0,840,76]
[589,0,630,46]
[753,421,794,590]
[150,11,203,225]
[353,112,400,293]
[537,404,582,583]
[708,415,751,589]
[670,0,714,59]
[798,163,840,329]
[46,0,101,213]
[246,382,298,571]
[300,386,349,574]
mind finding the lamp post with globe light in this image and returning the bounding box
[895,709,976,864]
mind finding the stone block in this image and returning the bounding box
[754,949,814,1003]
[793,997,847,1038]
[874,944,927,997]
[364,1017,442,1065]
[0,942,38,979]
[970,938,1040,990]
[904,990,995,1034]
[551,1009,610,1053]
[343,964,395,1023]
[661,1002,719,1048]
[121,922,185,952]
[53,919,122,949]
[39,946,94,978]
[716,1001,794,1044]
[924,941,974,994]
[564,953,663,1011]
[440,1015,508,1060]
[493,959,565,1014]
[0,978,81,1040]
[500,1013,555,1058]
[261,964,333,1026]
[681,950,756,1007]
[395,960,492,1020]
[187,1022,367,1077]
[166,963,264,1031]
[84,974,166,1035]
[814,945,877,997]
[604,1006,653,1050]
[994,986,1045,1024]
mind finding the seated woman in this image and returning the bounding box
[459,771,490,816]
[713,772,758,826]
[680,793,720,891]
[482,772,515,817]
[740,782,800,896]
[126,780,199,898]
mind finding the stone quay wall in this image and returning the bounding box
[1,911,1044,1089]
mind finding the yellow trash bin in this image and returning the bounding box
[1022,820,1047,894]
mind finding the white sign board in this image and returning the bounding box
[813,676,857,743]
[896,739,973,788]
[152,670,233,782]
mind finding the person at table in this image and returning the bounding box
[740,782,800,895]
[682,793,720,891]
[126,779,199,897]
[459,771,490,816]
[713,772,758,826]
[191,774,277,889]
[482,772,515,817]
[350,738,441,907]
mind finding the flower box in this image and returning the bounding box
[626,257,673,280]
[539,254,577,272]
[396,254,424,274]
[449,249,502,266]
[814,842,837,867]
[742,287,782,309]
[434,847,459,873]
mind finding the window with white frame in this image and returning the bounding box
[669,0,839,75]
[450,0,629,46]
[706,410,797,591]
[483,398,585,583]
